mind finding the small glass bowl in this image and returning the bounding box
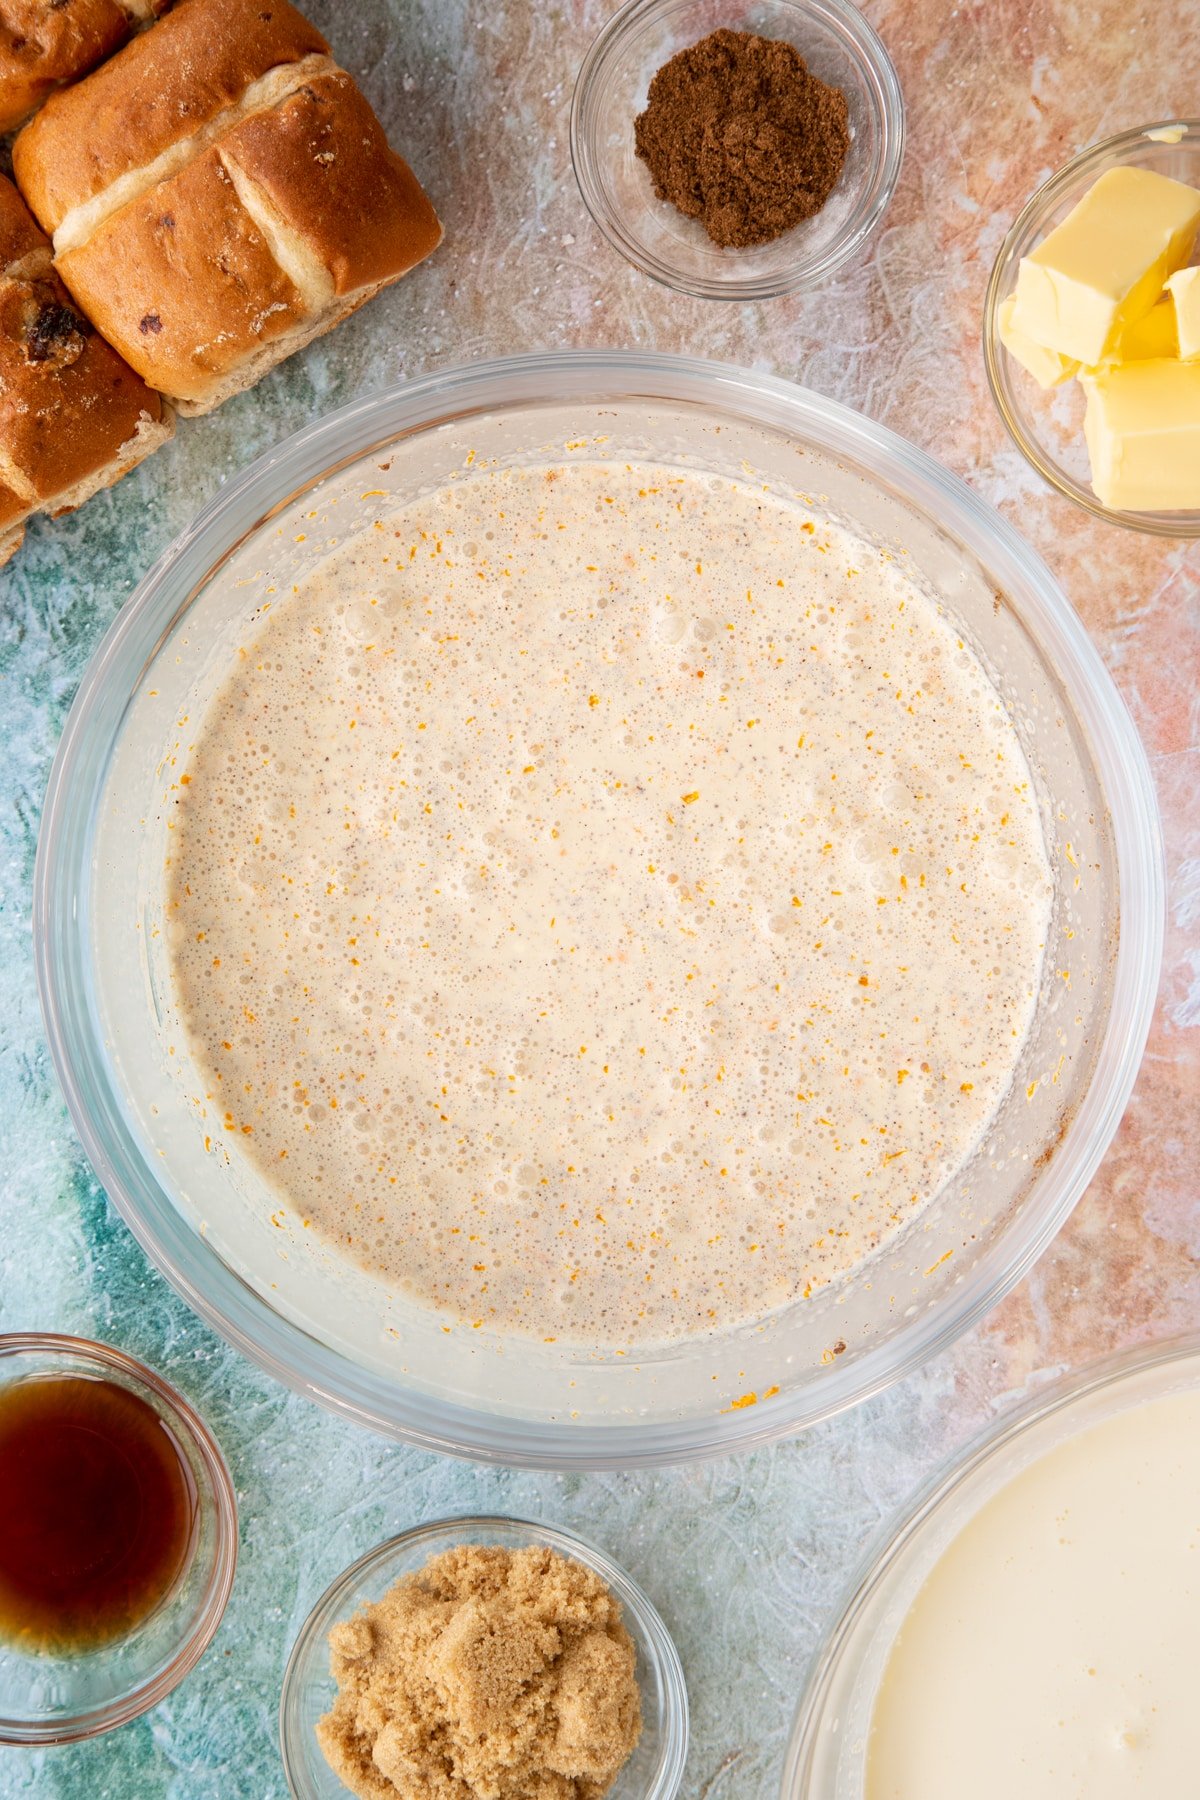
[983,119,1200,537]
[280,1514,689,1800]
[0,1334,237,1746]
[570,0,904,299]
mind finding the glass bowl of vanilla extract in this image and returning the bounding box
[0,1333,237,1744]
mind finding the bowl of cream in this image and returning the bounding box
[783,1334,1200,1796]
[34,351,1162,1466]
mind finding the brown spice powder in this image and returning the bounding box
[634,28,850,249]
[316,1544,643,1800]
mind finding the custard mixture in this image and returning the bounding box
[868,1388,1200,1798]
[166,461,1051,1343]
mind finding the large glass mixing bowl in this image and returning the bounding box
[34,352,1163,1468]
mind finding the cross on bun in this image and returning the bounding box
[12,0,442,414]
[0,0,169,136]
[0,172,170,566]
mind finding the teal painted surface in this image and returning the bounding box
[2,0,1197,1795]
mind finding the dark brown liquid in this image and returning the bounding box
[0,1374,198,1652]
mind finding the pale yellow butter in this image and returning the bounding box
[997,295,1078,386]
[1166,265,1200,358]
[1081,358,1200,509]
[1114,295,1178,361]
[1012,166,1200,364]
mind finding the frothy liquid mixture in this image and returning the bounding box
[166,461,1050,1344]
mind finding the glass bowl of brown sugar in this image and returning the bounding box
[570,0,904,299]
[280,1515,689,1800]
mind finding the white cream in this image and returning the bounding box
[165,460,1050,1344]
[867,1387,1200,1799]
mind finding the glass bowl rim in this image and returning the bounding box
[569,0,906,299]
[0,1331,238,1746]
[780,1331,1200,1796]
[33,347,1164,1470]
[278,1510,690,1800]
[982,117,1200,537]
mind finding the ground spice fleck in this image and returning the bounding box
[634,27,850,248]
[316,1544,643,1800]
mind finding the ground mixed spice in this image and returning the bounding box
[634,28,850,248]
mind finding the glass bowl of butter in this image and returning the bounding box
[984,120,1200,535]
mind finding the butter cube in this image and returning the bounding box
[997,295,1079,386]
[1012,166,1200,365]
[1113,297,1177,362]
[1081,358,1200,510]
[1166,265,1200,358]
